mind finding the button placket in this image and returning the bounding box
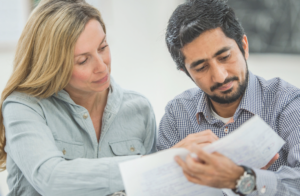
[224,126,229,134]
[83,113,88,119]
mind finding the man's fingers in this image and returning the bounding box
[185,153,206,174]
[261,153,279,170]
[192,146,213,163]
[175,156,199,177]
[172,130,219,150]
[182,170,204,185]
[193,129,219,140]
[273,153,280,160]
[197,143,211,148]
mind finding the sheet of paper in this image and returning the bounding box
[203,115,285,168]
[119,115,285,196]
[119,148,223,196]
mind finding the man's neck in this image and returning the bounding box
[210,96,243,118]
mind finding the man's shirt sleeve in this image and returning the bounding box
[157,102,181,151]
[249,95,300,196]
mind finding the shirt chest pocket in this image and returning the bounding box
[55,140,84,160]
[109,139,146,156]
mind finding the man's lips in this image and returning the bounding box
[93,74,108,84]
[217,81,234,91]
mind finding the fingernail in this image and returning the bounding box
[190,153,198,160]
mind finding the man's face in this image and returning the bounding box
[181,28,249,104]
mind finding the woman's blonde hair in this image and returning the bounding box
[0,0,106,171]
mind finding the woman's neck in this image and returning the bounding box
[65,88,109,115]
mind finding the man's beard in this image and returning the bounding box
[206,67,249,104]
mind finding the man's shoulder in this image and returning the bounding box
[166,87,203,109]
[256,75,300,100]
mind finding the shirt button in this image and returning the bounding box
[62,149,66,155]
[261,186,266,194]
[130,147,135,152]
[83,113,88,119]
[99,147,101,151]
[224,127,229,133]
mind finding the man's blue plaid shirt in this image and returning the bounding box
[157,72,300,195]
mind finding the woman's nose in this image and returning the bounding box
[94,55,107,73]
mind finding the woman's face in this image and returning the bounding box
[66,19,111,95]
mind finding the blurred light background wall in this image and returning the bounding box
[0,0,299,195]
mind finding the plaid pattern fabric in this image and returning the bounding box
[157,72,300,195]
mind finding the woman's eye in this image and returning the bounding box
[99,45,108,51]
[79,58,88,65]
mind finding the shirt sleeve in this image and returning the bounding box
[157,102,181,151]
[249,96,300,196]
[3,98,140,196]
[143,100,157,154]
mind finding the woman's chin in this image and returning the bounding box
[92,83,110,93]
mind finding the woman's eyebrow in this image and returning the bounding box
[75,35,107,57]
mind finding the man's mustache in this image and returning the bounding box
[210,76,239,92]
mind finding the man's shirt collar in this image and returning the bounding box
[237,71,264,116]
[196,72,264,124]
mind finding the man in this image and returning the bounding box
[157,0,300,195]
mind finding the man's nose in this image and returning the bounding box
[210,62,228,84]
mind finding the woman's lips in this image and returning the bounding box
[217,81,234,91]
[93,74,108,84]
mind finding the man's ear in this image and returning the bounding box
[242,35,249,60]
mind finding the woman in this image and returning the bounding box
[0,0,156,195]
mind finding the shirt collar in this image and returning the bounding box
[196,90,213,124]
[196,71,263,123]
[53,76,123,114]
[104,77,123,114]
[237,71,264,116]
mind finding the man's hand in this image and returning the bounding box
[175,144,244,189]
[261,153,279,170]
[172,130,218,151]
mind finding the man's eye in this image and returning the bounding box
[220,55,230,61]
[196,65,207,72]
[79,58,88,65]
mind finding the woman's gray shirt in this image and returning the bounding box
[2,78,156,196]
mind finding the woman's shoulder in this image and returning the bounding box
[4,91,41,105]
[122,89,153,107]
[3,91,45,116]
[111,78,153,109]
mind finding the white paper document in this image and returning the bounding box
[203,115,285,168]
[119,115,285,196]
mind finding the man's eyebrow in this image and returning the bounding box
[213,46,231,57]
[190,59,206,69]
[189,46,231,69]
[74,35,106,57]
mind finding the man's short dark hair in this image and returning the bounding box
[166,0,245,75]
